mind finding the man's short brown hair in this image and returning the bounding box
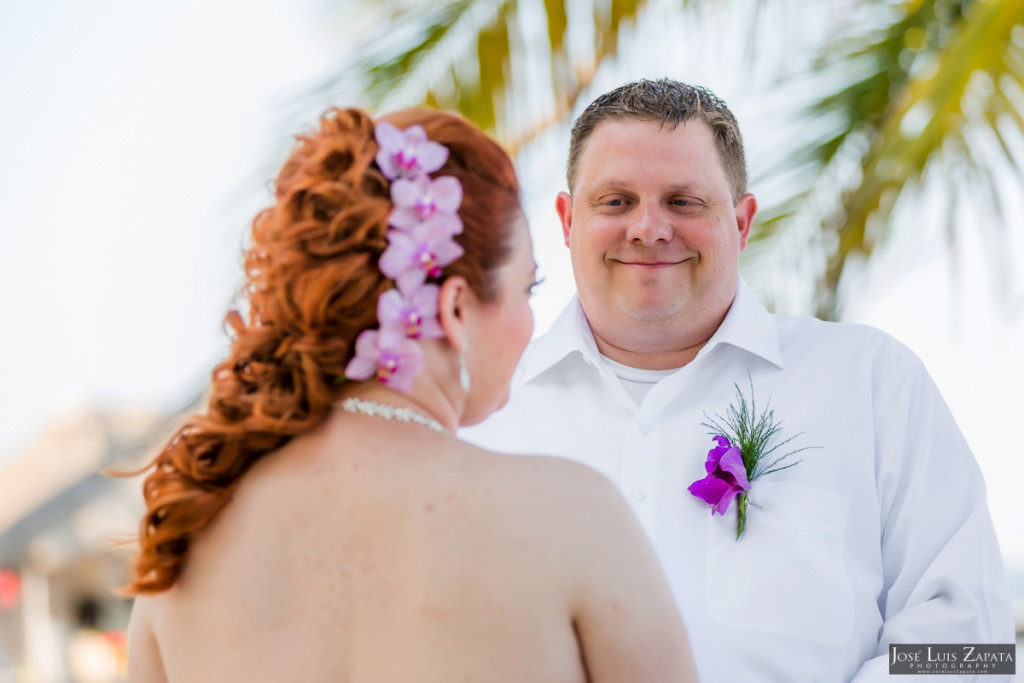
[567,79,748,202]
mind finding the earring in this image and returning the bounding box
[458,349,471,392]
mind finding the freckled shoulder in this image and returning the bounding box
[451,440,630,551]
[455,440,618,505]
[454,440,697,681]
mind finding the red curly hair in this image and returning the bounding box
[125,108,521,594]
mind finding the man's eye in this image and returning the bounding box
[607,198,624,206]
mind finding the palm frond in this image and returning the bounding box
[783,0,1024,318]
[302,0,648,151]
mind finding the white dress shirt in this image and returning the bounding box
[461,279,1014,682]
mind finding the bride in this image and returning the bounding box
[125,107,699,682]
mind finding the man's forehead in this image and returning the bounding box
[587,116,705,141]
[574,119,720,188]
[577,119,714,165]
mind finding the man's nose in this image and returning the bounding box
[626,203,672,245]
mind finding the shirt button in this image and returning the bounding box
[582,355,594,366]
[638,422,652,433]
[631,490,648,502]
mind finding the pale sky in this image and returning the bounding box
[1,0,1021,570]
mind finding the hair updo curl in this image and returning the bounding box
[126,108,521,594]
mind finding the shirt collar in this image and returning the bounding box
[524,277,783,383]
[523,295,599,383]
[696,277,784,369]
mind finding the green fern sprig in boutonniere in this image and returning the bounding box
[688,374,820,539]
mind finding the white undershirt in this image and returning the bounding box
[599,354,679,405]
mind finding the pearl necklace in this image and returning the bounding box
[337,397,450,434]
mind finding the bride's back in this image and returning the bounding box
[126,108,697,682]
[133,416,595,682]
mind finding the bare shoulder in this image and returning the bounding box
[453,441,637,552]
[454,442,699,681]
[127,595,169,683]
[457,441,622,511]
[486,450,644,555]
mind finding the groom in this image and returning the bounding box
[462,79,1014,681]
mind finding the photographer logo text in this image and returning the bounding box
[889,644,1015,675]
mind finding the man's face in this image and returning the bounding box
[556,118,756,364]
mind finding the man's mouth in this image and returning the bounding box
[615,256,690,267]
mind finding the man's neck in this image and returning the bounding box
[590,331,711,370]
[583,296,736,370]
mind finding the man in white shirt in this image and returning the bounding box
[462,79,1015,681]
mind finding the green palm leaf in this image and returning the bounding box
[768,0,1024,318]
[296,0,1024,323]
[307,0,647,152]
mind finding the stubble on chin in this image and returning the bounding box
[609,273,697,323]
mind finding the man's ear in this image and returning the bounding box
[437,275,471,352]
[556,191,573,248]
[735,193,757,250]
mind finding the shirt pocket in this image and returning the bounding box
[705,481,854,645]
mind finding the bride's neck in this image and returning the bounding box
[338,374,462,434]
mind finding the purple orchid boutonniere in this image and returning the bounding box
[688,376,819,540]
[688,435,751,516]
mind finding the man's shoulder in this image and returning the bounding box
[772,311,886,338]
[771,312,921,366]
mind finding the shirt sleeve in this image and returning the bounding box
[849,349,1015,682]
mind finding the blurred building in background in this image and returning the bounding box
[0,409,180,683]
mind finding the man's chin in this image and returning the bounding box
[617,298,690,324]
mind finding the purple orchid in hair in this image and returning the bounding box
[377,284,444,340]
[389,177,463,235]
[375,122,448,180]
[344,327,424,394]
[687,435,751,516]
[345,121,464,395]
[379,223,465,293]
